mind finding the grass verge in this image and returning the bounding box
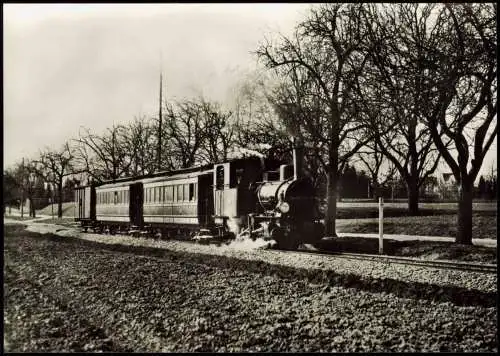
[337,214,497,240]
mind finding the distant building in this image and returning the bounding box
[439,173,459,200]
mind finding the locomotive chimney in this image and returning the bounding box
[292,136,304,180]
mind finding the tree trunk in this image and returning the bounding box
[407,178,419,216]
[57,179,63,218]
[29,197,36,218]
[456,180,473,245]
[324,168,338,237]
[372,179,379,203]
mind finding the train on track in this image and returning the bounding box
[74,140,324,249]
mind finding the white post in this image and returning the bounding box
[379,197,384,254]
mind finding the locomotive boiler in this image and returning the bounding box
[243,139,323,248]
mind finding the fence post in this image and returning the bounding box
[379,197,384,254]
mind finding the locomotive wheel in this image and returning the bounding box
[271,228,298,250]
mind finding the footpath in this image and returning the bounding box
[336,233,496,248]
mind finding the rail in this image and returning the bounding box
[277,249,497,274]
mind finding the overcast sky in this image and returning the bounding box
[3,3,310,166]
[3,3,496,179]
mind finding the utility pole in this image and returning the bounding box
[20,158,24,218]
[112,125,116,179]
[157,52,163,172]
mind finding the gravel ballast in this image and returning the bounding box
[27,223,496,294]
[4,225,498,352]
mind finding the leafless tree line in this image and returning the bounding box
[4,91,288,218]
[256,3,496,243]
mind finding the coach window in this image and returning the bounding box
[189,183,195,201]
[183,184,189,202]
[176,185,182,202]
[165,186,173,202]
[216,166,224,190]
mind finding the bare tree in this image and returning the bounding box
[125,116,158,175]
[231,71,293,163]
[256,4,374,236]
[35,143,77,218]
[197,98,235,165]
[355,142,398,200]
[420,3,497,244]
[73,125,132,182]
[356,4,446,215]
[8,159,40,217]
[163,100,208,169]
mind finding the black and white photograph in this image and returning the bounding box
[3,3,497,352]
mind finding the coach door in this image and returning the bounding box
[198,174,214,226]
[90,186,96,220]
[77,189,84,219]
[129,182,143,227]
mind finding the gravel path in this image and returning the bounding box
[4,228,497,352]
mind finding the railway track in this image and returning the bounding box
[279,248,498,274]
[30,221,497,275]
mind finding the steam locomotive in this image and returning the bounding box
[74,141,324,249]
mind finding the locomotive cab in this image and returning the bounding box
[213,157,263,236]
